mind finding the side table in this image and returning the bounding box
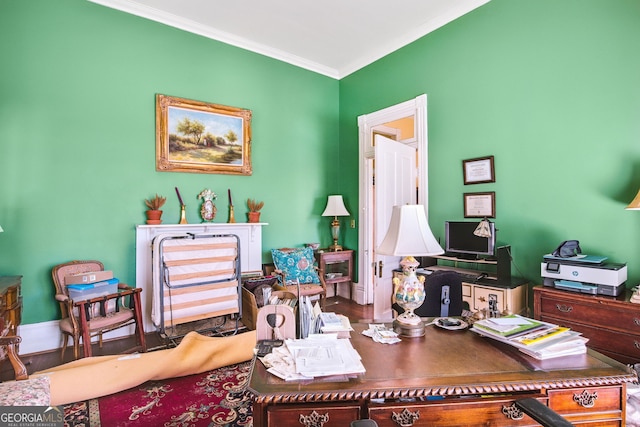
[315,249,353,300]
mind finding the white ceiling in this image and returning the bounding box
[89,0,490,79]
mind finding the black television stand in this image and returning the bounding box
[423,245,512,283]
[446,253,481,261]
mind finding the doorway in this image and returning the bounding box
[357,95,428,319]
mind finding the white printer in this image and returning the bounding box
[541,255,626,296]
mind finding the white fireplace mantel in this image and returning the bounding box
[135,223,267,332]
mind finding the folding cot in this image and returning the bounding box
[151,233,242,341]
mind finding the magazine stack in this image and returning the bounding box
[470,315,588,360]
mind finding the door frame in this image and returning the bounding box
[356,94,428,307]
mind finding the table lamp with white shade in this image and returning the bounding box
[377,204,444,337]
[322,195,350,251]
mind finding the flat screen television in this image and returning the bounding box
[445,221,496,258]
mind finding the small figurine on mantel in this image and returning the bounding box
[198,189,217,222]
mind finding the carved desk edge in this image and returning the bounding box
[248,377,636,405]
[248,368,636,405]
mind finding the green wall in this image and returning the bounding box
[0,0,339,324]
[3,0,640,326]
[340,0,640,290]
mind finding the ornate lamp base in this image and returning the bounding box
[329,219,343,251]
[393,256,426,337]
[329,243,343,252]
[393,319,425,337]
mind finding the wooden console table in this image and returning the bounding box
[248,322,635,426]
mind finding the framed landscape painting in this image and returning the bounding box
[156,94,252,175]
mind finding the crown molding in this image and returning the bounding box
[88,0,490,80]
[88,0,341,78]
[338,0,491,78]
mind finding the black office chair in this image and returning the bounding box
[393,270,464,317]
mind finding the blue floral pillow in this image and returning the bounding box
[271,247,320,284]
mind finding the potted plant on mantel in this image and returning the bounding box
[145,194,166,224]
[247,198,264,223]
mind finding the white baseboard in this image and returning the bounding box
[17,321,134,356]
[333,281,367,305]
[352,282,367,305]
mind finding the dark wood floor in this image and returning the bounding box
[1,296,373,381]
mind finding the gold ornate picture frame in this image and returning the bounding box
[156,94,252,175]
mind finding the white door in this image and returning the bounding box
[373,135,417,320]
[357,94,428,316]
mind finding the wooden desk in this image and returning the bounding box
[248,323,635,426]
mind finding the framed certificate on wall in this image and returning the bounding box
[464,192,495,218]
[463,156,495,184]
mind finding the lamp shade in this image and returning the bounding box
[377,205,444,256]
[626,189,640,210]
[322,195,350,217]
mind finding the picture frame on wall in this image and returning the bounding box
[155,94,252,175]
[464,192,496,218]
[462,155,495,184]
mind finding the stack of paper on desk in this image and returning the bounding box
[517,333,589,359]
[259,334,365,380]
[316,312,354,338]
[470,315,588,360]
[472,315,546,337]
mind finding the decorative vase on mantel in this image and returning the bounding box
[145,210,163,224]
[198,189,217,222]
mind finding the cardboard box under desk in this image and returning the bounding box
[241,288,296,330]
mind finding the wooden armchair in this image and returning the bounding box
[270,248,327,309]
[52,260,146,360]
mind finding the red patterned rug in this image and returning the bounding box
[63,361,253,427]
